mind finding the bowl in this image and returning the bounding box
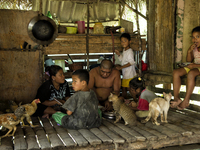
[66,27,77,34]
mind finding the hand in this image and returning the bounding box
[59,100,66,104]
[115,65,122,70]
[124,99,131,104]
[186,63,194,69]
[115,50,120,56]
[188,44,196,53]
[104,100,113,111]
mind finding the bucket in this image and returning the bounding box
[45,58,54,67]
[77,21,85,34]
[54,60,66,72]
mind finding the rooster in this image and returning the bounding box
[19,99,40,127]
[0,106,26,138]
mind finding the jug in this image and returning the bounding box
[77,21,85,34]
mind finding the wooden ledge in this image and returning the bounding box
[143,71,200,86]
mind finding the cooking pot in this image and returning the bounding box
[28,15,58,45]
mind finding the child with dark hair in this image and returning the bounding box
[34,65,70,118]
[171,26,200,109]
[115,33,137,98]
[52,69,101,129]
[125,77,158,118]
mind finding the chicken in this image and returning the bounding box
[0,106,26,138]
[19,99,40,127]
[8,100,22,112]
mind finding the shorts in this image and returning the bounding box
[184,67,200,73]
[122,78,134,87]
[52,112,68,125]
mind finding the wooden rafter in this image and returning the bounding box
[120,0,148,20]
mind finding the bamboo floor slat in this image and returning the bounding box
[1,109,200,150]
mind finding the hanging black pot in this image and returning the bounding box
[28,15,58,45]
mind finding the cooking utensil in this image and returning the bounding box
[102,111,116,120]
[54,98,63,106]
[28,15,58,45]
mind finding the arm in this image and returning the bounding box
[66,110,73,115]
[186,44,195,62]
[115,50,122,61]
[116,62,131,70]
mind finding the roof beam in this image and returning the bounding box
[120,0,148,20]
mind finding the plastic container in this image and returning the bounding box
[93,22,104,34]
[66,27,77,34]
[45,58,54,67]
[77,21,85,34]
[97,55,104,64]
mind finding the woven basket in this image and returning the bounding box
[68,62,84,72]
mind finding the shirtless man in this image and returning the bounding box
[88,59,121,110]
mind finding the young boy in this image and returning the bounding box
[52,69,101,129]
[115,33,137,98]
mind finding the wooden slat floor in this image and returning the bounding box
[1,109,200,150]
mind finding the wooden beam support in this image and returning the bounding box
[120,0,148,20]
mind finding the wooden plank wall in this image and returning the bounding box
[182,0,200,62]
[148,0,174,73]
[0,50,43,105]
[44,34,147,54]
[0,10,39,49]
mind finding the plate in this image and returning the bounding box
[177,62,191,68]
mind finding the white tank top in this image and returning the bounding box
[193,47,200,64]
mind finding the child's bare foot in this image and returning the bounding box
[177,100,190,110]
[170,98,182,108]
[42,114,49,119]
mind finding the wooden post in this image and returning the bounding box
[135,0,142,76]
[86,0,90,71]
[120,0,147,20]
[146,0,149,70]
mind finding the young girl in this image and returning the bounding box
[33,65,70,118]
[125,77,158,118]
[115,33,137,98]
[171,26,200,109]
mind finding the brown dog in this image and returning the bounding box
[141,92,172,125]
[108,93,137,125]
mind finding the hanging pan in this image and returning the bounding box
[28,15,58,45]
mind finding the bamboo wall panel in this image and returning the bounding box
[148,0,174,73]
[0,50,43,104]
[182,0,200,62]
[44,34,146,54]
[175,0,184,64]
[0,10,39,49]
